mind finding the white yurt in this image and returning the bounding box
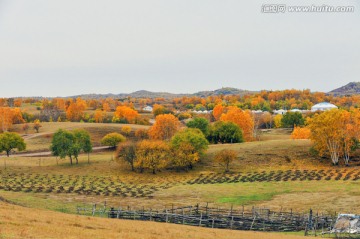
[311,102,338,112]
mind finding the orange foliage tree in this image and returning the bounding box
[0,107,24,132]
[14,99,22,107]
[212,104,225,121]
[290,126,311,139]
[103,103,111,112]
[113,106,139,124]
[94,109,106,123]
[66,98,87,121]
[220,106,254,141]
[148,114,180,140]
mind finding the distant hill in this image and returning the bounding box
[69,87,255,99]
[194,87,254,97]
[329,82,360,96]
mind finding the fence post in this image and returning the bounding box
[117,207,121,219]
[92,204,96,216]
[103,201,107,215]
[250,215,256,230]
[305,208,313,236]
[182,209,185,224]
[199,213,202,227]
[166,210,169,223]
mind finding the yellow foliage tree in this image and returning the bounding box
[121,126,132,136]
[273,114,283,128]
[135,128,149,140]
[308,109,354,165]
[290,126,311,139]
[33,119,42,133]
[214,149,238,172]
[135,140,170,174]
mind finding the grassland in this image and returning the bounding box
[1,125,360,238]
[0,201,310,239]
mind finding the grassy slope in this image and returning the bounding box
[0,201,310,239]
[1,127,360,237]
[10,122,150,152]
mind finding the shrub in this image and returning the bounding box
[101,133,126,148]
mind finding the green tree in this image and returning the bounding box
[281,112,305,128]
[73,129,93,164]
[208,121,244,144]
[171,128,209,156]
[171,142,199,171]
[0,132,26,157]
[115,142,136,171]
[101,133,126,148]
[50,129,93,165]
[186,117,210,136]
[51,129,75,164]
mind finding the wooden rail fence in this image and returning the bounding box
[77,203,337,233]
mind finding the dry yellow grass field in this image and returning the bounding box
[0,201,310,239]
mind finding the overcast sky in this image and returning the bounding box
[0,0,359,97]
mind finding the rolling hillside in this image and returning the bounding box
[0,201,309,239]
[328,82,360,96]
[69,87,254,99]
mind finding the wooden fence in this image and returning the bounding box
[77,203,337,233]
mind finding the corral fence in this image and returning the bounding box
[77,203,340,235]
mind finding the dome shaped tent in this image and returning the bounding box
[311,102,338,112]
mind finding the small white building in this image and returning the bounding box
[273,109,287,115]
[142,106,153,112]
[311,102,338,112]
[192,110,209,114]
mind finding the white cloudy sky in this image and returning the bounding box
[0,0,359,97]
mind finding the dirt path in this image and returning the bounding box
[1,146,111,158]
